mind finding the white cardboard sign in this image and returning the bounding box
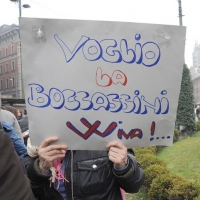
[19,18,186,149]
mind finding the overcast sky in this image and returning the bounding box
[0,0,200,68]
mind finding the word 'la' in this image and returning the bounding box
[96,67,127,87]
[54,33,161,67]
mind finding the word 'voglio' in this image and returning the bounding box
[54,33,161,67]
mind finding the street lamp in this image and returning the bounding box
[22,4,30,8]
[10,0,30,17]
[10,0,30,98]
[177,0,184,26]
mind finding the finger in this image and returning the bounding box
[43,149,66,157]
[42,153,66,162]
[40,137,59,148]
[108,156,115,164]
[109,146,124,154]
[38,146,67,159]
[106,141,126,149]
[109,150,122,157]
[108,152,128,168]
[108,155,122,165]
[45,144,67,152]
[108,151,126,161]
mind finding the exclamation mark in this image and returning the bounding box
[150,121,155,141]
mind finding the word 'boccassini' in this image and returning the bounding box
[28,83,169,114]
[54,33,161,67]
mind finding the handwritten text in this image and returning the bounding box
[27,83,169,114]
[54,33,161,67]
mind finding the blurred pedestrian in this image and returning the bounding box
[19,108,29,146]
[3,105,18,118]
[17,109,23,121]
[0,105,23,141]
[196,104,200,120]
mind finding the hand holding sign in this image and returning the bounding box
[38,136,67,173]
[107,141,128,169]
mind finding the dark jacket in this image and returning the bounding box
[19,116,29,146]
[19,116,29,132]
[17,116,23,121]
[22,150,144,200]
[0,124,35,200]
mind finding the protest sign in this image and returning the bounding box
[19,18,186,149]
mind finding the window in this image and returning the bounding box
[12,46,14,54]
[12,62,15,71]
[6,79,8,88]
[11,77,15,87]
[0,80,2,89]
[5,48,8,56]
[5,63,8,73]
[0,65,2,74]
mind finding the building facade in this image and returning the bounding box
[192,76,200,103]
[192,42,200,69]
[190,42,200,103]
[190,66,199,80]
[190,42,200,80]
[0,24,23,99]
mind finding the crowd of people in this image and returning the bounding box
[0,101,144,200]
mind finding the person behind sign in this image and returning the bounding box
[196,104,200,120]
[0,105,23,141]
[19,108,29,146]
[2,105,18,118]
[17,109,23,121]
[22,136,144,200]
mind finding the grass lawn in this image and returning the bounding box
[125,189,147,200]
[125,193,140,200]
[157,131,200,184]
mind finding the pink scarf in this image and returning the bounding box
[120,188,126,200]
[50,157,69,189]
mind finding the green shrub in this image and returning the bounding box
[194,195,200,200]
[168,181,200,200]
[134,147,156,157]
[134,146,163,159]
[134,149,152,158]
[155,145,164,153]
[144,164,169,189]
[138,153,166,170]
[173,129,179,142]
[134,147,157,164]
[144,146,157,154]
[148,174,200,200]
